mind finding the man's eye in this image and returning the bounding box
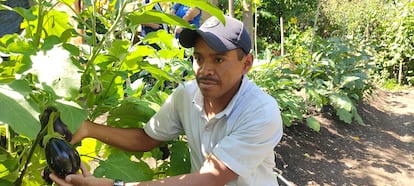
[193,56,200,62]
[215,58,224,63]
[193,56,203,64]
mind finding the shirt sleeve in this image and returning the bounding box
[172,3,180,12]
[212,103,283,177]
[144,85,184,141]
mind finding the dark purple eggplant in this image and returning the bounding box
[159,145,170,160]
[39,107,72,147]
[40,107,57,128]
[45,138,80,178]
[53,117,73,142]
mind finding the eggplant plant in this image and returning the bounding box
[0,0,223,185]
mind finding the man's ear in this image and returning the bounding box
[242,53,254,73]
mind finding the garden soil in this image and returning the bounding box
[274,87,414,186]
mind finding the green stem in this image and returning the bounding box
[85,1,130,117]
[85,0,128,74]
[15,111,59,186]
[33,0,44,48]
[14,125,48,186]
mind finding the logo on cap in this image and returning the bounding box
[202,17,220,28]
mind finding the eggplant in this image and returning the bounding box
[45,138,80,178]
[40,107,57,128]
[39,107,72,147]
[53,117,73,142]
[159,145,170,160]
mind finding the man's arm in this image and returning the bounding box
[71,120,161,152]
[51,153,238,186]
[129,153,237,185]
[182,7,201,23]
[142,23,162,29]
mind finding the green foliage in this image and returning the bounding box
[252,23,372,130]
[93,151,154,182]
[0,0,223,184]
[321,0,414,86]
[165,140,191,176]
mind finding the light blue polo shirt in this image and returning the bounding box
[144,75,283,185]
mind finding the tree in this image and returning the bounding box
[242,0,254,50]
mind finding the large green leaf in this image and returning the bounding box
[107,98,160,128]
[153,0,224,24]
[77,138,103,162]
[0,80,39,139]
[129,0,224,28]
[329,93,352,111]
[54,100,87,132]
[107,39,130,62]
[306,116,320,132]
[335,108,353,124]
[21,7,73,39]
[141,63,179,82]
[127,10,192,28]
[124,45,155,70]
[93,151,153,182]
[29,45,82,99]
[166,141,190,176]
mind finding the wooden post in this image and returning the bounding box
[280,16,284,56]
[73,0,84,45]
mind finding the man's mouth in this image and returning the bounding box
[197,77,219,89]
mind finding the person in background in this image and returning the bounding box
[50,15,283,186]
[139,0,169,50]
[171,3,201,38]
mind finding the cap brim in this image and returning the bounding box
[179,29,237,53]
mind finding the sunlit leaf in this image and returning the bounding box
[54,100,87,132]
[336,108,353,124]
[306,116,320,132]
[93,151,153,182]
[107,98,160,128]
[141,63,178,82]
[77,138,101,162]
[166,141,190,176]
[152,0,224,24]
[329,93,352,111]
[0,80,39,139]
[107,40,130,61]
[29,45,82,99]
[127,10,192,28]
[58,0,76,5]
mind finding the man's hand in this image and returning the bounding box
[70,120,91,145]
[50,162,114,186]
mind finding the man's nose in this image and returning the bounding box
[199,62,213,75]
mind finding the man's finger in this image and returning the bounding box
[49,174,71,186]
[80,162,92,176]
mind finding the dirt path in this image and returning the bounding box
[274,88,414,186]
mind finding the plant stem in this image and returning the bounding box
[33,0,44,48]
[14,127,47,186]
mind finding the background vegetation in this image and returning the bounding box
[0,0,412,185]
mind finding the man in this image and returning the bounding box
[50,15,283,186]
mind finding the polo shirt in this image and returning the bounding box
[144,75,283,185]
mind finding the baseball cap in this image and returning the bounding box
[179,15,252,54]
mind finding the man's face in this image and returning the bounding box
[192,38,252,101]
